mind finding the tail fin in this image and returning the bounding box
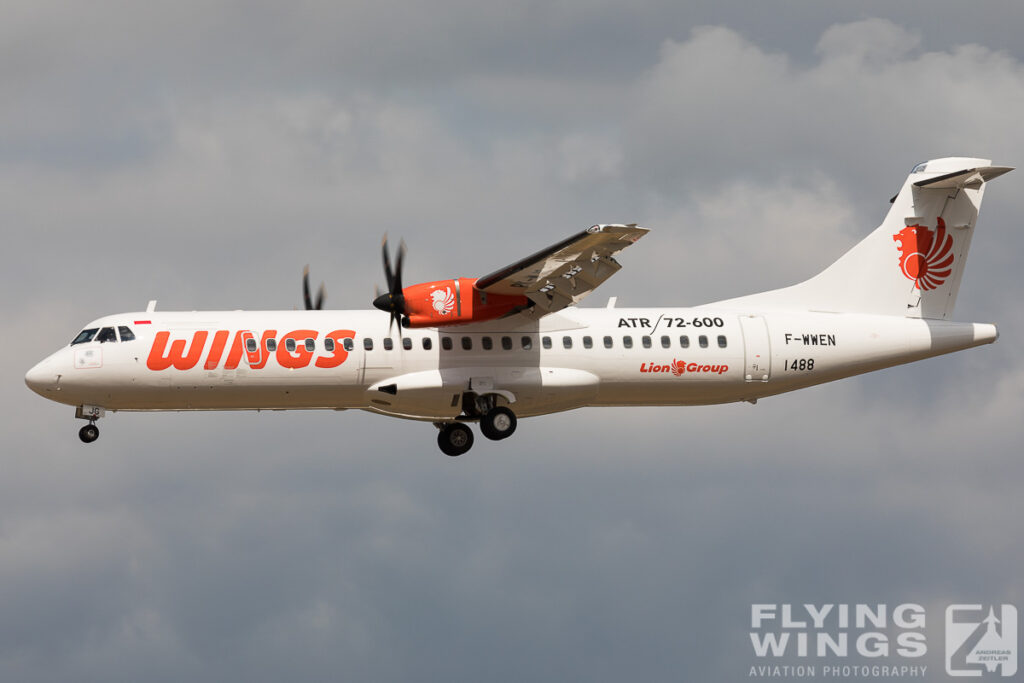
[711,158,1012,319]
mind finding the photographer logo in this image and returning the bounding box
[946,605,1017,677]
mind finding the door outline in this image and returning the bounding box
[739,315,771,382]
[359,335,395,384]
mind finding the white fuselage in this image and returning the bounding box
[25,306,997,421]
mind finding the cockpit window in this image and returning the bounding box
[71,328,99,345]
[118,326,136,342]
[96,327,117,343]
[911,162,928,174]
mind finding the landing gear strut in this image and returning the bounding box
[437,422,474,457]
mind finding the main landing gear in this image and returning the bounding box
[480,406,517,441]
[75,404,105,444]
[437,423,474,456]
[435,404,519,456]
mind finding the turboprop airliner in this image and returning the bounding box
[25,157,1010,455]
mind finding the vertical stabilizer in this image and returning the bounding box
[711,158,1011,319]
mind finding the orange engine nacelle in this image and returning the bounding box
[402,278,529,327]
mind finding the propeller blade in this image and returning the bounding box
[382,234,394,292]
[315,283,326,310]
[374,235,408,335]
[394,239,406,294]
[303,266,327,310]
[302,265,314,310]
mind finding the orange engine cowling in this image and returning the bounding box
[402,278,529,327]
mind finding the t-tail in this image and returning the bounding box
[712,157,1012,319]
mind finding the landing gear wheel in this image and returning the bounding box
[438,423,474,456]
[480,406,517,441]
[79,424,99,443]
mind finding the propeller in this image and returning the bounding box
[302,265,326,310]
[372,235,406,334]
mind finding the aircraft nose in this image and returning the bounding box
[25,357,60,395]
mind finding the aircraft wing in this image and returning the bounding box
[475,224,649,316]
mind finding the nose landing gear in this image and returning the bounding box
[75,404,105,444]
[79,423,99,443]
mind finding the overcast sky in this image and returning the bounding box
[3,2,1024,681]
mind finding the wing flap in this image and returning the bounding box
[475,224,648,315]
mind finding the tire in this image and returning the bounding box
[480,406,517,441]
[79,424,99,443]
[437,423,474,456]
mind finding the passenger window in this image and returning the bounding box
[482,336,493,350]
[717,335,727,348]
[422,337,432,350]
[343,338,354,352]
[402,337,412,350]
[117,326,136,342]
[699,335,708,348]
[603,335,613,349]
[563,336,573,349]
[286,338,297,353]
[501,336,512,350]
[583,336,593,349]
[623,335,633,349]
[441,337,453,351]
[680,335,690,348]
[383,338,394,351]
[71,328,99,345]
[363,338,373,351]
[324,338,335,352]
[96,327,117,343]
[521,336,533,350]
[304,338,315,352]
[246,337,259,353]
[266,338,277,352]
[642,336,652,349]
[461,337,472,350]
[542,336,552,349]
[660,335,670,349]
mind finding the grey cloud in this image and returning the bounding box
[624,20,1024,199]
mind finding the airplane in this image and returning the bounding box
[25,157,1011,456]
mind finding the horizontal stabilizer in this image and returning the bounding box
[914,166,1014,190]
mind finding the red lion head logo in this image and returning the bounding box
[670,359,686,377]
[893,217,955,291]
